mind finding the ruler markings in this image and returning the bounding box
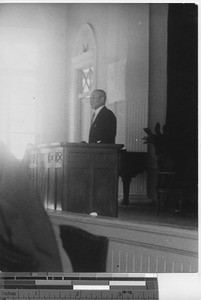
[0,274,158,299]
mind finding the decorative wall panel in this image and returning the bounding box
[126,100,148,152]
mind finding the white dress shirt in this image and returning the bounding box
[92,105,105,124]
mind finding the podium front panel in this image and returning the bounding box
[29,143,123,217]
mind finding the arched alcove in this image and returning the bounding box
[74,23,97,57]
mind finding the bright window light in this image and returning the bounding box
[0,78,36,160]
[10,133,35,160]
[0,38,37,160]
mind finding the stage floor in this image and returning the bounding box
[117,202,198,230]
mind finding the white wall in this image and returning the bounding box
[0,3,168,146]
[0,4,69,145]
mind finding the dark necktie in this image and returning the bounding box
[90,111,95,127]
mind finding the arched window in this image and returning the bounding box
[69,23,97,142]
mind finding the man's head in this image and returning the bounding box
[90,89,106,110]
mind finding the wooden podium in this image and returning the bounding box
[29,143,123,217]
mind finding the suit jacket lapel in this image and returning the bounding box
[92,106,105,128]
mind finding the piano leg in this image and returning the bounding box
[121,176,132,207]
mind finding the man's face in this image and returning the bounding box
[90,91,103,110]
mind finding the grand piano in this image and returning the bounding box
[119,150,148,207]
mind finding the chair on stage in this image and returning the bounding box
[155,148,183,216]
[156,170,183,216]
[143,123,183,216]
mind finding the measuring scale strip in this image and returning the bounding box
[0,275,158,299]
[0,289,158,299]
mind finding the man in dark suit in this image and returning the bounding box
[89,89,117,143]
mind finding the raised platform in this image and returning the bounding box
[49,209,198,273]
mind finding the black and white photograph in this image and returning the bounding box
[0,1,199,297]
